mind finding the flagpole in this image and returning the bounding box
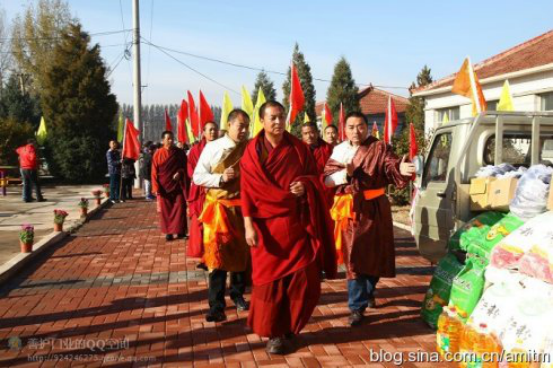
[119,119,128,202]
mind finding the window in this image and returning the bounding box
[483,133,553,166]
[423,132,452,187]
[486,100,499,111]
[539,92,553,111]
[435,107,460,124]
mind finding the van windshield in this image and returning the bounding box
[483,133,553,167]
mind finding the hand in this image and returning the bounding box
[400,155,416,177]
[245,222,258,247]
[290,181,305,197]
[346,160,355,177]
[172,172,181,181]
[222,167,237,182]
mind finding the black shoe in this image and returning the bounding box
[266,337,286,355]
[348,311,364,327]
[37,198,47,202]
[196,262,208,271]
[177,233,186,239]
[234,297,249,312]
[165,234,174,241]
[24,199,32,203]
[205,311,226,323]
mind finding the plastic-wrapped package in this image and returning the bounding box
[519,212,554,284]
[449,256,487,321]
[465,213,524,261]
[497,166,527,179]
[490,212,552,271]
[448,212,505,253]
[510,165,553,220]
[421,253,465,328]
[475,163,517,178]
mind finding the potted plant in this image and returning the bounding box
[103,184,110,198]
[53,209,68,232]
[91,190,103,205]
[19,224,34,253]
[78,198,89,217]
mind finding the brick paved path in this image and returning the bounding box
[0,200,450,368]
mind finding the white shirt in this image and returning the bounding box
[193,135,237,188]
[323,140,360,188]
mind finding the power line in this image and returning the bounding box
[146,40,240,95]
[140,38,409,90]
[0,29,133,42]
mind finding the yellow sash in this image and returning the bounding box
[330,188,386,264]
[198,192,242,249]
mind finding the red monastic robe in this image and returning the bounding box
[241,131,336,337]
[309,138,334,206]
[186,139,207,257]
[152,147,188,235]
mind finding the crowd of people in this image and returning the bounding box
[104,101,415,354]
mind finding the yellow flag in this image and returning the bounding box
[220,92,234,131]
[186,118,196,144]
[241,85,254,120]
[303,112,310,123]
[117,111,124,142]
[497,80,514,112]
[252,88,266,137]
[451,57,487,116]
[36,116,47,145]
[442,112,450,125]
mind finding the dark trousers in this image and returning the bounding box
[347,275,379,312]
[121,178,133,200]
[208,269,246,313]
[109,173,120,201]
[20,169,43,201]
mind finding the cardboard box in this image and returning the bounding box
[548,177,554,211]
[489,177,518,211]
[469,177,496,211]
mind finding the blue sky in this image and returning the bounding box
[3,0,553,107]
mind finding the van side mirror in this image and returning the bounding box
[413,155,424,177]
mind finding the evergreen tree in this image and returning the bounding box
[326,57,360,122]
[0,74,41,129]
[251,70,276,102]
[0,116,33,166]
[282,43,316,136]
[405,65,432,134]
[41,22,117,183]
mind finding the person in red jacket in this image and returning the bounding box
[16,139,46,203]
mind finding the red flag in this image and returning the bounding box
[177,99,188,144]
[338,102,345,141]
[164,108,172,132]
[409,123,418,181]
[288,62,305,126]
[199,90,214,128]
[383,96,398,145]
[323,102,333,126]
[187,91,199,139]
[122,119,140,160]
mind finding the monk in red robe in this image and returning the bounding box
[323,112,415,327]
[152,131,188,241]
[301,121,334,207]
[323,124,339,146]
[186,122,218,258]
[241,101,337,355]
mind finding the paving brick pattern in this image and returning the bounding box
[0,200,453,368]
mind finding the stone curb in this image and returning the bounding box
[0,198,110,286]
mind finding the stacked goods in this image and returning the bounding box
[510,165,552,220]
[449,257,487,321]
[516,212,553,283]
[422,253,465,328]
[437,305,463,358]
[448,212,505,253]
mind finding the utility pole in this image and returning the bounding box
[132,0,142,188]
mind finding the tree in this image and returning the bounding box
[0,116,34,167]
[282,43,316,136]
[10,0,74,94]
[326,57,360,123]
[0,74,41,129]
[405,65,432,134]
[251,70,276,102]
[41,22,117,183]
[0,8,13,95]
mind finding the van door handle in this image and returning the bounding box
[437,191,447,198]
